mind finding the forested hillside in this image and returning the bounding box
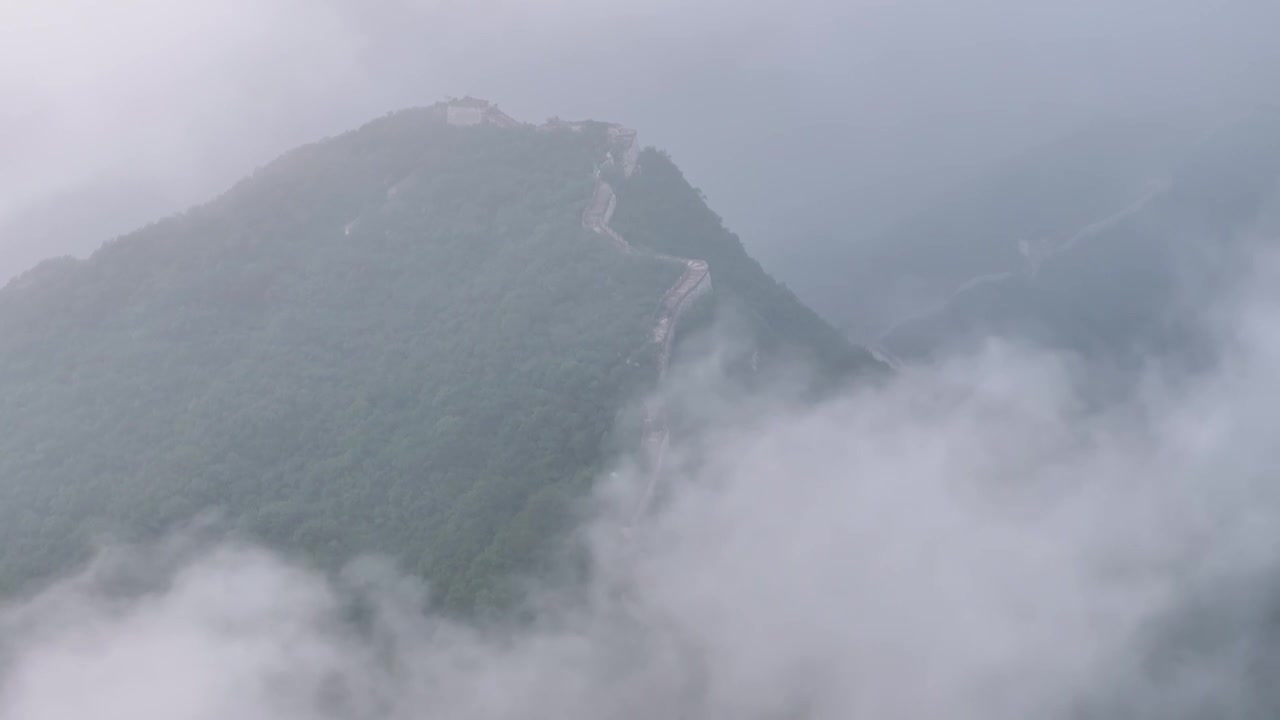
[0,104,870,610]
[612,149,880,381]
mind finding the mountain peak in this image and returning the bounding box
[0,103,878,607]
[441,96,521,128]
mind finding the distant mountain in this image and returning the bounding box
[829,118,1196,345]
[848,112,1280,370]
[0,100,879,609]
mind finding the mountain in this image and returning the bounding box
[0,178,178,287]
[817,118,1195,345]
[851,111,1280,369]
[0,99,879,609]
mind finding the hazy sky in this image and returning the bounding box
[3,0,1279,286]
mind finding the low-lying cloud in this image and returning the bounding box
[4,251,1280,718]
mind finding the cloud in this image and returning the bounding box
[4,3,1280,716]
[4,249,1280,718]
[0,0,363,202]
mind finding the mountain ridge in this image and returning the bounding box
[0,98,874,609]
[577,126,712,521]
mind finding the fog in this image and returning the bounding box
[5,0,1279,295]
[5,3,1280,716]
[4,241,1280,718]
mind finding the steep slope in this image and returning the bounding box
[611,148,880,382]
[577,129,711,521]
[0,101,868,608]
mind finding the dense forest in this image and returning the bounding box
[0,106,870,610]
[0,110,684,610]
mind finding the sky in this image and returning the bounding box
[3,0,1279,293]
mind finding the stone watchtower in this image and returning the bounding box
[444,97,520,128]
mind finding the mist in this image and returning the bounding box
[5,0,1279,297]
[6,3,1280,716]
[5,242,1280,718]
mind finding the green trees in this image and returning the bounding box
[0,110,675,609]
[612,148,882,383]
[0,106,872,611]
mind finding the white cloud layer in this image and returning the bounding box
[3,250,1280,719]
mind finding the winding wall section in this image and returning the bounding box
[873,181,1169,363]
[436,102,711,521]
[579,126,711,521]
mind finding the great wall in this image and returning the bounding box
[444,98,713,521]
[872,179,1170,366]
[582,126,712,523]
